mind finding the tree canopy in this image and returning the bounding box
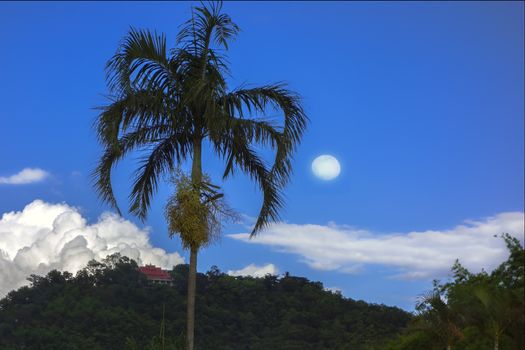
[0,254,410,350]
[384,234,525,350]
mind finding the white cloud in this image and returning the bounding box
[0,200,184,297]
[227,263,278,278]
[324,286,342,294]
[0,168,49,185]
[228,212,524,280]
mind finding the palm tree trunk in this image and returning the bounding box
[494,333,499,350]
[186,246,198,350]
[186,137,202,350]
[446,344,452,350]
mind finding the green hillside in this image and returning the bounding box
[0,255,410,350]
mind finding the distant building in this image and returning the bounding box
[138,265,173,285]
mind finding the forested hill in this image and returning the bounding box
[0,254,411,350]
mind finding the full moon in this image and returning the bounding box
[311,155,341,180]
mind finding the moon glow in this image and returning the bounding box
[311,155,341,180]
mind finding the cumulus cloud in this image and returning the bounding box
[0,168,49,185]
[228,212,524,280]
[0,200,184,297]
[227,263,278,278]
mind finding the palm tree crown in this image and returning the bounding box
[93,2,307,236]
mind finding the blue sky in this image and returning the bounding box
[0,1,523,310]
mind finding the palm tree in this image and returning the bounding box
[414,291,463,350]
[92,2,307,349]
[473,283,518,350]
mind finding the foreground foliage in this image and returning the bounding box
[384,234,524,350]
[0,255,409,350]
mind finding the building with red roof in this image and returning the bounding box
[138,265,173,285]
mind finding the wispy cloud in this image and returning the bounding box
[0,200,184,297]
[227,263,278,278]
[0,168,49,185]
[228,212,524,280]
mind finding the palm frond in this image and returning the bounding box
[92,125,171,213]
[106,27,170,94]
[95,89,172,145]
[177,1,239,55]
[224,84,308,187]
[225,84,307,144]
[220,136,284,234]
[128,137,191,220]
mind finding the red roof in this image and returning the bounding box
[139,265,172,281]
